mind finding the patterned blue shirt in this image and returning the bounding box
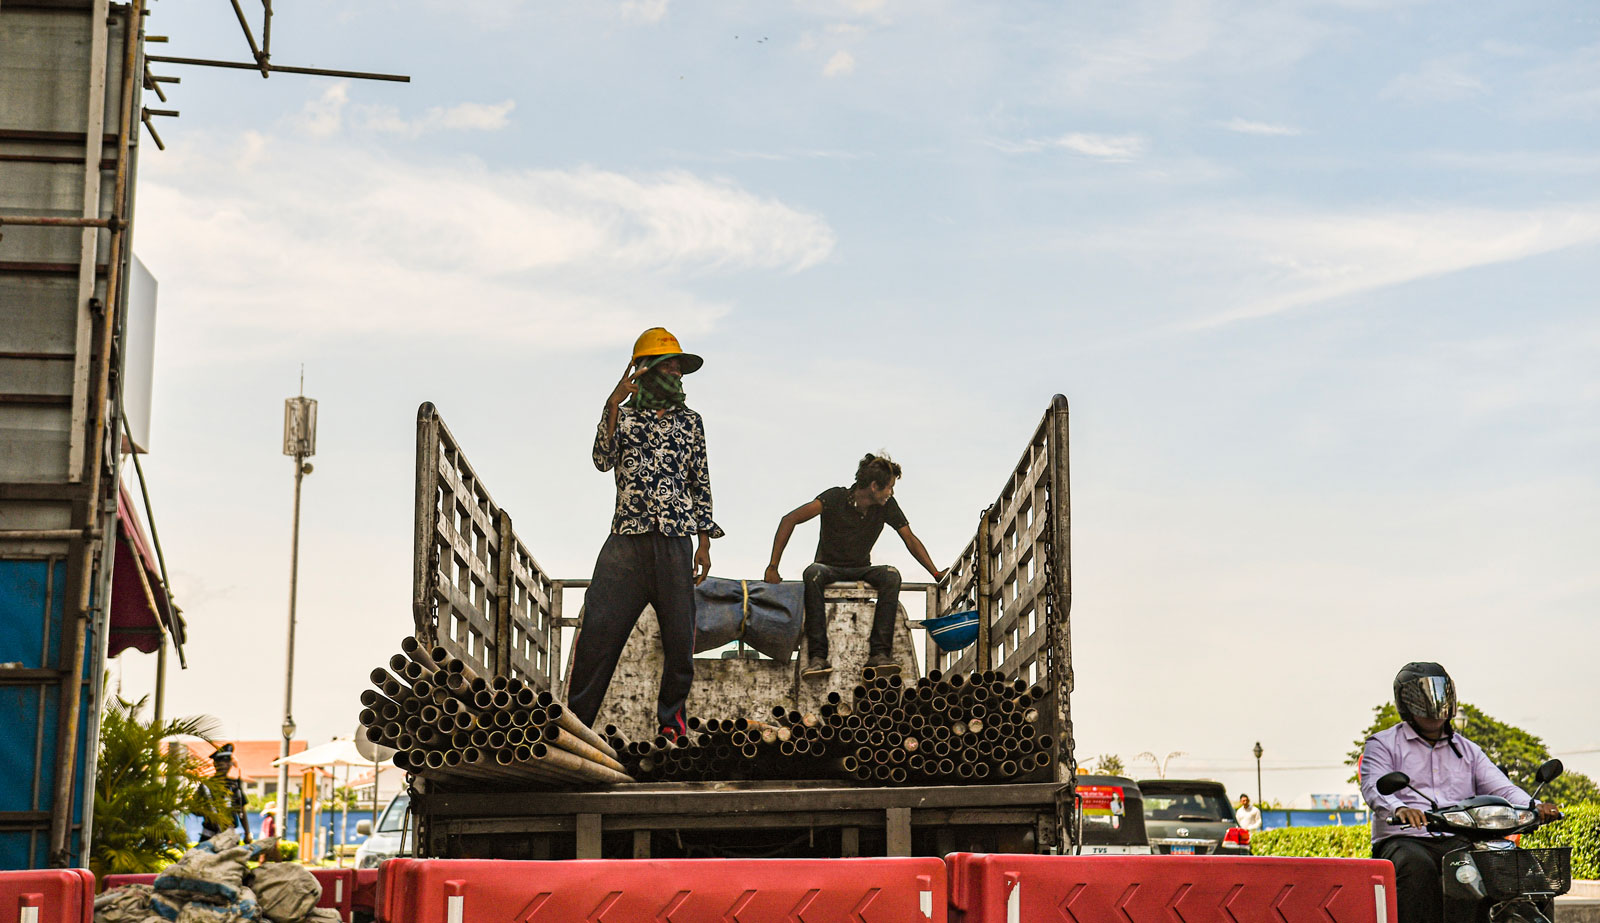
[593,404,724,539]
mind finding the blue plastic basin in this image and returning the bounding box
[920,609,979,652]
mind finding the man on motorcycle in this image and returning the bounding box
[1360,662,1563,923]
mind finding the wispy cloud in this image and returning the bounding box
[293,83,515,138]
[991,132,1146,162]
[1380,60,1486,103]
[619,0,669,24]
[365,100,516,136]
[135,129,836,360]
[1183,206,1600,327]
[823,49,857,77]
[1057,132,1145,160]
[1219,117,1301,137]
[1417,150,1600,175]
[296,84,348,138]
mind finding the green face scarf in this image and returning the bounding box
[630,355,687,412]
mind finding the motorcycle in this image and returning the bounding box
[1375,758,1569,923]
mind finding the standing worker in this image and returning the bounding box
[765,453,944,678]
[200,743,250,843]
[568,328,722,741]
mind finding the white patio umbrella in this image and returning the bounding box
[274,738,393,865]
[274,738,392,769]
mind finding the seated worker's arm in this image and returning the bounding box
[896,525,946,581]
[765,499,822,583]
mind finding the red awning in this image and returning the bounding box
[109,481,186,660]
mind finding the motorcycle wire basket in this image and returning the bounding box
[1475,847,1572,900]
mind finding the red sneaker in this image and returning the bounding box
[659,710,688,741]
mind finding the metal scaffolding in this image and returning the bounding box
[0,0,406,869]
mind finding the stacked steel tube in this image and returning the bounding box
[358,637,633,788]
[609,668,1053,786]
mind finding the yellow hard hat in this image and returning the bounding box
[631,327,703,374]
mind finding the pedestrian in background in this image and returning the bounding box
[1236,793,1262,833]
[200,743,249,843]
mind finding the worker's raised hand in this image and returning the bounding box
[763,565,781,584]
[608,360,642,408]
[694,543,712,585]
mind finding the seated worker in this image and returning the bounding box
[1360,662,1562,923]
[764,453,944,678]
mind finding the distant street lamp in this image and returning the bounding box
[1253,741,1264,805]
[277,389,317,817]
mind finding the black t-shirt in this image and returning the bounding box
[813,486,908,568]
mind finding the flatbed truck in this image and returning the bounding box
[404,396,1076,860]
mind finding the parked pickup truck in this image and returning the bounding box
[401,397,1077,859]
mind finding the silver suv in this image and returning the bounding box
[353,793,410,869]
[1138,780,1251,855]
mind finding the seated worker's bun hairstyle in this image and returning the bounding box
[853,453,903,490]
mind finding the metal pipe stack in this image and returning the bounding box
[358,637,633,789]
[608,668,1053,786]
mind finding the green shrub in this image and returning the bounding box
[1251,825,1373,858]
[1253,808,1599,879]
[1521,804,1600,880]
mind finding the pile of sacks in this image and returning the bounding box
[94,833,342,923]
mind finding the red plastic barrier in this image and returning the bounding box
[384,857,946,923]
[311,868,357,921]
[100,873,158,890]
[376,858,419,923]
[353,868,379,918]
[946,854,1398,923]
[0,869,94,923]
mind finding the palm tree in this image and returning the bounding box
[90,696,232,879]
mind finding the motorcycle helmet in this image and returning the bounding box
[1394,662,1457,724]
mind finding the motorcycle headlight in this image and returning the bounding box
[1443,811,1474,827]
[1515,809,1536,825]
[1467,805,1520,830]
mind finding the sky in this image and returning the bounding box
[113,0,1600,805]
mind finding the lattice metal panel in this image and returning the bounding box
[927,397,1069,711]
[931,535,979,676]
[988,427,1053,686]
[504,533,557,687]
[413,403,556,691]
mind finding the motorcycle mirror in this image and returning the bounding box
[1536,759,1564,784]
[1376,771,1411,796]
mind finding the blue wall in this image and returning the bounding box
[182,810,378,856]
[1261,809,1371,829]
[0,559,93,869]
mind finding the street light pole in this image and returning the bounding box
[1253,741,1264,805]
[278,390,317,821]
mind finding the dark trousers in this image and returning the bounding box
[802,563,901,658]
[1376,835,1469,923]
[568,533,696,730]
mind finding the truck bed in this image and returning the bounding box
[414,779,1067,860]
